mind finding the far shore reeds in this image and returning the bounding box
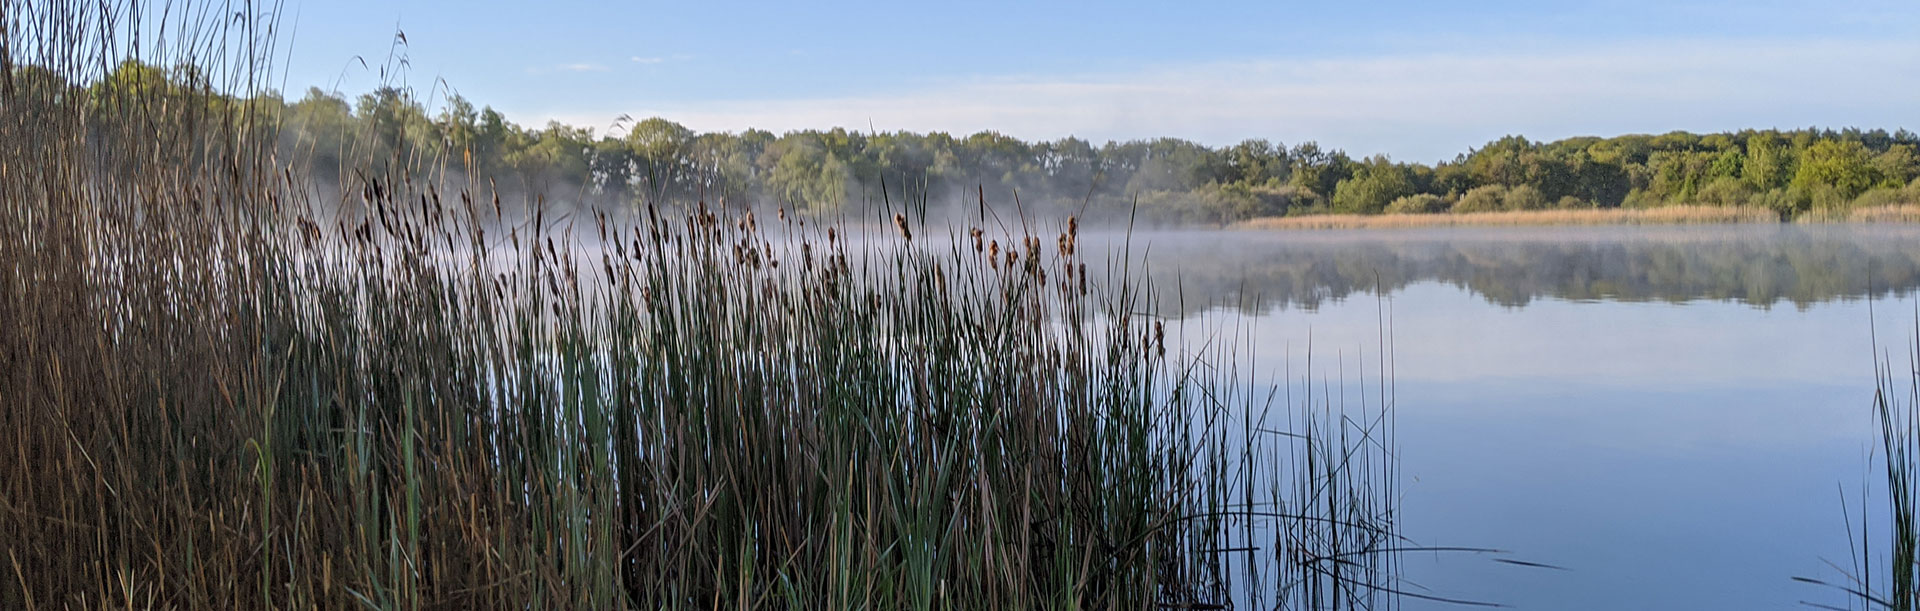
[1233,206,1783,230]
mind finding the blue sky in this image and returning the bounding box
[279,0,1920,162]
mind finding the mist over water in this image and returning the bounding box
[1119,224,1920,314]
[1139,224,1905,610]
[310,188,1913,608]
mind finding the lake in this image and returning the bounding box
[1127,224,1920,610]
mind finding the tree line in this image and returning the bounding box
[37,60,1920,224]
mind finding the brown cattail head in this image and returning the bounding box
[1068,216,1078,238]
[894,213,911,241]
[828,227,837,245]
[988,240,1000,267]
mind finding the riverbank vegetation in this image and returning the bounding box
[1235,205,1781,230]
[15,57,1916,227]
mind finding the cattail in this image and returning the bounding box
[827,227,837,245]
[988,240,1000,269]
[894,213,911,241]
[1078,263,1087,296]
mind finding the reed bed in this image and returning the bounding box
[0,2,1428,609]
[1233,205,1782,230]
[1832,205,1920,225]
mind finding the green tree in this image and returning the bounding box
[1791,139,1881,204]
[1453,185,1508,213]
[1385,193,1447,214]
[627,117,695,199]
[1744,133,1791,190]
[1332,156,1414,214]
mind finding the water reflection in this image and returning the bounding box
[1132,225,1911,609]
[1119,225,1920,315]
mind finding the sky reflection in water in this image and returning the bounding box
[1149,225,1913,610]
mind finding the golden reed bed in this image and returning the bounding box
[1827,204,1920,223]
[1233,206,1784,230]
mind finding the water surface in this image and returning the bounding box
[1137,224,1920,610]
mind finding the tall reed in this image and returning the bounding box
[0,2,1415,608]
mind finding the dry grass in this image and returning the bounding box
[1233,206,1782,230]
[1829,204,1920,224]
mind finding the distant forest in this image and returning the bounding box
[43,61,1920,224]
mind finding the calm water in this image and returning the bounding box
[1134,224,1920,610]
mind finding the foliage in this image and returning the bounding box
[24,47,1920,230]
[1453,184,1509,213]
[1332,156,1415,214]
[1385,193,1447,214]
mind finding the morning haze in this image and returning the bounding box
[5,1,1919,610]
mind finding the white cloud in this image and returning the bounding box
[603,39,1920,162]
[632,54,692,64]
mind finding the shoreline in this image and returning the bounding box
[1229,204,1920,230]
